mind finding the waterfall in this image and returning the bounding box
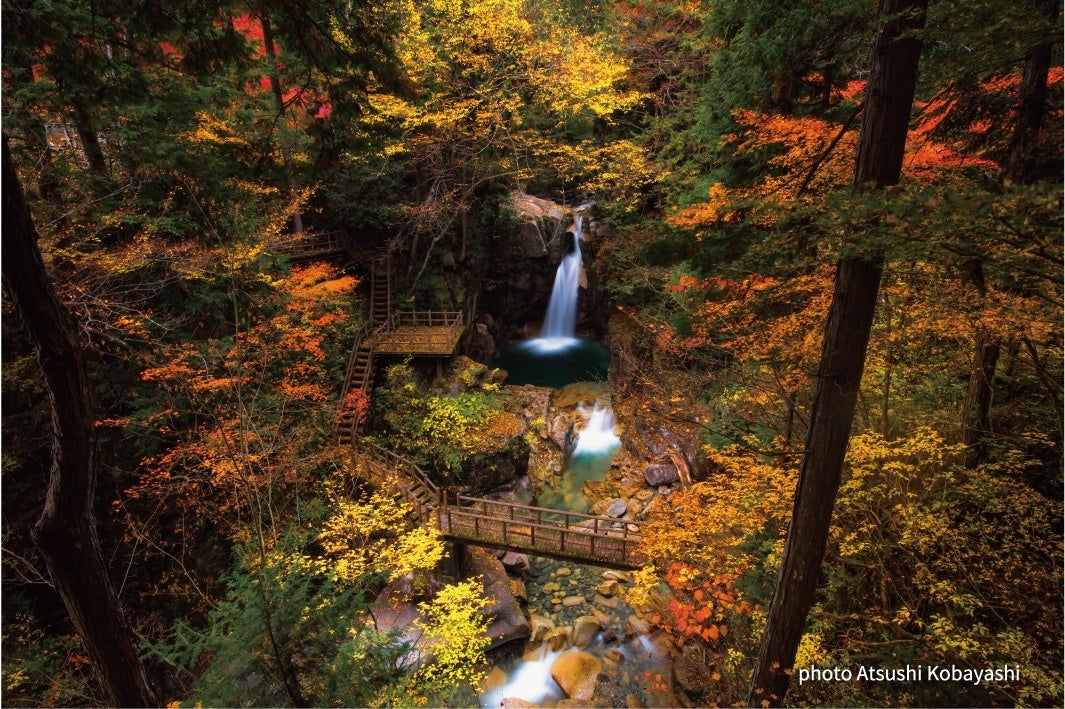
[541,215,583,339]
[537,401,621,512]
[571,402,621,458]
[525,216,583,352]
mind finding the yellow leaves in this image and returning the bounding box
[317,492,444,585]
[640,446,796,580]
[622,565,665,612]
[412,578,491,697]
[185,111,252,149]
[530,30,644,119]
[219,239,267,271]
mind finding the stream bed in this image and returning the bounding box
[480,557,674,708]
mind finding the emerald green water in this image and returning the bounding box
[491,337,610,388]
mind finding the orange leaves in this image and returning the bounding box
[661,576,737,645]
[684,266,832,371]
[120,258,358,546]
[669,183,744,228]
[140,361,195,383]
[279,263,358,307]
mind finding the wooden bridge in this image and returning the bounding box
[335,254,466,445]
[353,440,646,570]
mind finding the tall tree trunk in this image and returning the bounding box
[962,0,1056,467]
[746,1,928,705]
[1006,0,1058,183]
[1,136,157,707]
[962,331,1001,467]
[261,14,305,234]
[69,97,109,179]
[960,258,999,467]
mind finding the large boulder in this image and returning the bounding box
[471,547,531,650]
[644,463,680,487]
[572,615,603,648]
[550,650,603,701]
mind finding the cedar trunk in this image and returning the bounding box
[1,137,157,707]
[962,0,1056,467]
[746,1,928,705]
[962,332,1001,467]
[1006,0,1058,183]
[261,14,305,234]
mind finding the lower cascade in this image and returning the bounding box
[571,403,622,458]
[537,402,621,513]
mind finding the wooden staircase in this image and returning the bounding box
[370,253,391,328]
[336,331,375,445]
[336,255,391,445]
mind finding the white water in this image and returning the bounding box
[523,216,583,353]
[481,644,565,707]
[571,402,621,458]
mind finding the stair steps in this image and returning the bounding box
[369,255,391,327]
[335,252,391,445]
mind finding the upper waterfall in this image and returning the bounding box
[525,216,583,352]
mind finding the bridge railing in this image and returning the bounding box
[353,440,645,568]
[440,494,643,568]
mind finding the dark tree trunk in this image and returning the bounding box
[69,98,110,179]
[962,0,1056,467]
[962,331,1001,467]
[1,136,157,707]
[261,14,305,234]
[960,258,999,467]
[746,1,928,705]
[1006,0,1058,183]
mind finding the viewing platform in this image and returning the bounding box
[335,254,468,444]
[271,230,351,261]
[372,310,465,355]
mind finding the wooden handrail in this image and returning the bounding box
[390,310,465,328]
[454,494,640,542]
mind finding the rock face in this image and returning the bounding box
[471,547,531,650]
[550,650,603,701]
[465,321,497,362]
[510,191,572,260]
[477,192,574,341]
